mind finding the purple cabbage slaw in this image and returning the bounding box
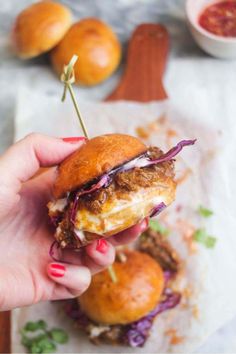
[150,202,166,218]
[124,288,181,347]
[68,139,196,223]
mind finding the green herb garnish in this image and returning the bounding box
[20,319,68,353]
[149,219,169,236]
[193,228,217,249]
[198,205,213,218]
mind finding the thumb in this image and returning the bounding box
[0,134,85,196]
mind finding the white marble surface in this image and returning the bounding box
[0,1,236,353]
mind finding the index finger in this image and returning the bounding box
[108,218,149,246]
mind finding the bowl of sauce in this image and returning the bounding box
[186,0,236,58]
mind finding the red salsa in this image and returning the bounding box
[199,1,236,37]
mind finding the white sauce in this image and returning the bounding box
[49,198,67,212]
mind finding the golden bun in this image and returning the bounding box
[50,18,121,86]
[53,134,147,198]
[11,1,72,59]
[79,250,164,325]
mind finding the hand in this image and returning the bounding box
[0,134,148,311]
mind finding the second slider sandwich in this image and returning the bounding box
[48,134,195,248]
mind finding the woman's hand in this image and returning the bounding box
[0,134,148,311]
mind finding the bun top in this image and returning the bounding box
[50,18,121,86]
[79,250,164,325]
[53,134,147,198]
[11,1,72,59]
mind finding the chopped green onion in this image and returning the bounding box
[20,320,68,353]
[149,219,169,236]
[198,205,213,218]
[193,228,217,248]
[49,328,69,344]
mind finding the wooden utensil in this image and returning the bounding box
[106,23,168,102]
[0,23,169,353]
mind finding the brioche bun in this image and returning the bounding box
[53,134,147,199]
[11,1,72,59]
[79,250,164,325]
[50,18,121,86]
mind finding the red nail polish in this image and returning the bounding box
[96,239,108,254]
[62,137,86,143]
[49,263,65,277]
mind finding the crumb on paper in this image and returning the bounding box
[182,286,193,299]
[157,114,167,125]
[148,121,160,132]
[180,286,194,309]
[135,114,168,140]
[166,128,179,148]
[175,168,192,185]
[201,149,217,165]
[192,305,199,320]
[165,328,185,345]
[176,219,197,254]
[136,126,150,139]
[175,204,183,213]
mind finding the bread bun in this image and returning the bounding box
[79,250,164,325]
[53,134,147,198]
[50,18,121,86]
[11,1,72,59]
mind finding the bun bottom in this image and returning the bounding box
[74,182,176,242]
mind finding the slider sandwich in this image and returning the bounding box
[48,134,195,248]
[66,244,181,347]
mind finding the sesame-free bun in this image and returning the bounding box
[50,18,121,86]
[53,134,147,199]
[11,1,72,59]
[79,250,164,325]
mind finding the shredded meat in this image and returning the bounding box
[77,147,174,214]
[138,228,180,273]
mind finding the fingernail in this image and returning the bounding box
[49,263,66,277]
[62,137,86,144]
[96,239,108,254]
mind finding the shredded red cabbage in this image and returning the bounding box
[145,139,196,166]
[65,299,90,326]
[68,139,195,224]
[124,290,181,347]
[150,202,166,218]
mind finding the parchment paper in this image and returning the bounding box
[12,58,236,353]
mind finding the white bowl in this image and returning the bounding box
[186,0,236,59]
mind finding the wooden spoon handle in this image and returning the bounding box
[106,23,169,102]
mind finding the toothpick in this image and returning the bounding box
[108,265,117,283]
[60,55,117,283]
[60,55,89,138]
